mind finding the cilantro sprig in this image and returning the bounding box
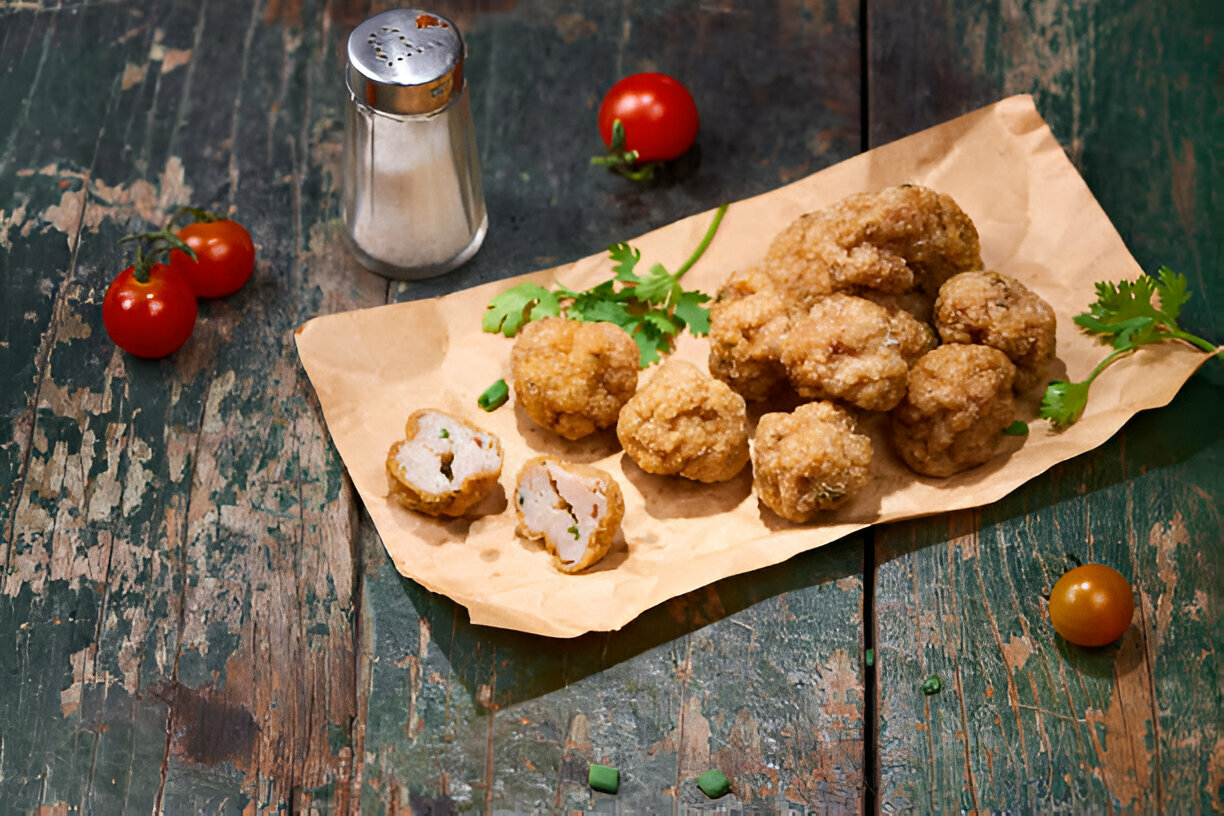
[1040,266,1221,430]
[482,204,728,366]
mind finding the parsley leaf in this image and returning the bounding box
[481,204,729,367]
[1041,267,1220,430]
[482,282,560,336]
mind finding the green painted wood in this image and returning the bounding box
[4,0,1218,812]
[1,0,380,810]
[868,0,1222,811]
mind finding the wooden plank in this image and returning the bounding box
[354,1,869,812]
[868,0,1222,810]
[0,0,383,810]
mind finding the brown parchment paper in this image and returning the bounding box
[295,95,1218,638]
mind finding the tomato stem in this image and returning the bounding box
[170,205,225,229]
[120,229,197,284]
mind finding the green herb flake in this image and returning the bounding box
[921,675,942,695]
[439,428,450,439]
[696,769,731,799]
[1003,421,1028,436]
[477,379,509,412]
[567,525,580,540]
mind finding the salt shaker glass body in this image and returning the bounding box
[342,9,487,280]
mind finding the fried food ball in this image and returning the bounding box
[934,270,1057,391]
[890,344,1018,477]
[514,457,625,574]
[386,410,503,517]
[762,184,982,306]
[617,360,750,483]
[511,317,639,440]
[751,401,874,522]
[779,293,935,412]
[707,268,793,402]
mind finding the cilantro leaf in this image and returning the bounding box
[1155,265,1189,319]
[635,263,680,305]
[673,290,711,334]
[480,204,729,367]
[483,282,560,336]
[608,243,642,282]
[1042,267,1219,431]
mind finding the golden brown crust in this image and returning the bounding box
[617,360,750,483]
[934,270,1057,392]
[385,410,503,517]
[511,317,640,440]
[751,401,873,522]
[706,269,793,402]
[890,344,1017,477]
[780,293,935,412]
[513,456,625,574]
[761,184,982,307]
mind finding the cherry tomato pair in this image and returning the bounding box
[594,73,699,178]
[102,214,254,359]
[1048,563,1135,647]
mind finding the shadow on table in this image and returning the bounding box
[873,371,1224,566]
[380,526,864,709]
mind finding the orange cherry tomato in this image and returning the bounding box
[1048,563,1135,647]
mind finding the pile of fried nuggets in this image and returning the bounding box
[386,184,1057,573]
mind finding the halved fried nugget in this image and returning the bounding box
[514,457,625,574]
[386,409,503,517]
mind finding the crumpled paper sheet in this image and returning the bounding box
[296,95,1218,638]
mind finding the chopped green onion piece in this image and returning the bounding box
[477,379,509,412]
[696,769,730,799]
[1003,420,1029,436]
[567,525,580,539]
[588,763,619,794]
[921,675,942,695]
[440,428,450,439]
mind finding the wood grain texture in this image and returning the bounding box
[1,0,383,810]
[868,0,1222,811]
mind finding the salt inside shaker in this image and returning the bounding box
[342,9,487,279]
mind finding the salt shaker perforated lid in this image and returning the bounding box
[346,9,465,116]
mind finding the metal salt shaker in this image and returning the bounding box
[342,9,487,279]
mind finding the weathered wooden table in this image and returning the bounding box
[2,1,1219,812]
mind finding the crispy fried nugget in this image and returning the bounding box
[751,401,873,522]
[511,317,639,440]
[386,410,503,517]
[514,457,625,574]
[780,293,935,412]
[617,360,750,483]
[762,184,982,305]
[890,344,1017,477]
[934,270,1057,392]
[706,268,793,402]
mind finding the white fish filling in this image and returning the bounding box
[518,461,609,565]
[394,411,500,495]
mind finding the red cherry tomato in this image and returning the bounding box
[1048,564,1135,647]
[102,263,198,359]
[170,219,255,299]
[597,73,699,163]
